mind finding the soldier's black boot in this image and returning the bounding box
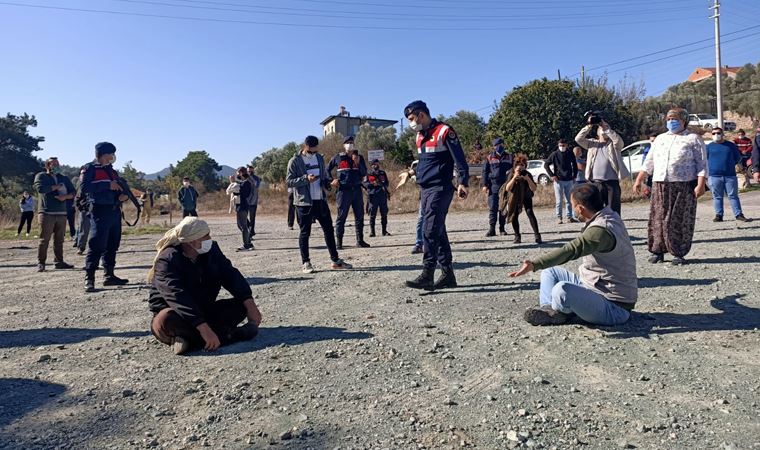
[382,222,391,236]
[485,225,496,237]
[336,235,344,250]
[534,233,543,245]
[405,268,434,291]
[369,223,376,238]
[103,267,129,286]
[433,265,457,290]
[84,271,96,293]
[356,230,371,248]
[499,224,507,236]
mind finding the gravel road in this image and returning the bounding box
[1,193,759,450]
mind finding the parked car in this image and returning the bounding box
[527,160,552,185]
[688,113,736,131]
[621,138,713,175]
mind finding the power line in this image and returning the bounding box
[567,24,760,77]
[120,0,703,22]
[0,1,708,32]
[272,0,695,11]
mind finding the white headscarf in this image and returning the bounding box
[147,216,210,282]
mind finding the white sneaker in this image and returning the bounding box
[302,262,315,274]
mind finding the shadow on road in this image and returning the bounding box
[688,256,760,264]
[638,277,718,288]
[0,328,149,349]
[246,276,309,285]
[0,378,67,428]
[197,326,374,355]
[605,295,758,338]
[419,281,540,296]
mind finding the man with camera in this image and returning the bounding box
[403,100,469,291]
[80,142,131,292]
[33,157,77,272]
[328,136,370,250]
[575,111,628,215]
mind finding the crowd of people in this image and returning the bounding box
[14,102,760,355]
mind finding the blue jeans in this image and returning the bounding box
[415,200,424,247]
[709,175,742,217]
[553,180,573,218]
[539,267,631,326]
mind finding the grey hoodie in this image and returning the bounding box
[285,151,333,207]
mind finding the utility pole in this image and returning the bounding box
[711,0,723,127]
[580,65,586,87]
[557,69,561,80]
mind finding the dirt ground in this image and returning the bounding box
[1,193,759,450]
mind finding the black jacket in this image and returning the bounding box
[752,135,760,174]
[544,150,578,181]
[148,243,252,327]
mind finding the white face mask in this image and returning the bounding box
[197,239,213,254]
[713,133,723,141]
[110,154,117,165]
[344,143,354,152]
[410,120,423,132]
[559,146,567,152]
[183,182,190,187]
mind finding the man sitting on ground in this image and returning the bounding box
[147,217,263,354]
[509,184,637,326]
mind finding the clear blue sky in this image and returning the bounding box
[2,0,758,173]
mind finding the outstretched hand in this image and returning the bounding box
[509,260,534,278]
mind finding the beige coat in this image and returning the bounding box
[575,125,629,180]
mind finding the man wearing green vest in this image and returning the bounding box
[510,183,638,326]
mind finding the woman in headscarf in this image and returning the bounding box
[502,153,542,244]
[633,107,707,265]
[147,217,263,355]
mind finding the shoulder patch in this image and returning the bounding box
[447,130,457,140]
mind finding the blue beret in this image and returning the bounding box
[492,138,504,146]
[95,142,116,156]
[343,136,354,144]
[404,100,428,117]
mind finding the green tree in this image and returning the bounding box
[438,110,487,161]
[388,126,416,167]
[121,161,146,191]
[0,113,44,181]
[251,142,298,184]
[488,78,640,159]
[355,124,397,164]
[171,150,222,191]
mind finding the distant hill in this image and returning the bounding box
[144,165,236,181]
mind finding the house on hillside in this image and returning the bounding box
[687,66,741,83]
[321,105,397,137]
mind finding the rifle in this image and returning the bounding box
[116,177,142,227]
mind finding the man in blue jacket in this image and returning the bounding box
[80,142,131,292]
[481,137,512,237]
[328,136,370,250]
[403,100,469,291]
[706,127,750,223]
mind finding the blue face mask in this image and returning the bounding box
[666,120,682,133]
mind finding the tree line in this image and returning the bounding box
[3,61,760,200]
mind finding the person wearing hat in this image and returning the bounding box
[481,137,513,237]
[80,142,131,292]
[286,135,352,274]
[544,138,579,224]
[327,136,370,249]
[363,159,391,237]
[633,107,707,265]
[403,100,469,291]
[147,217,262,355]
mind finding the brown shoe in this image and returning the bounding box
[736,214,751,222]
[523,306,571,326]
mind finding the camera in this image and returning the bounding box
[584,110,603,125]
[519,170,528,177]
